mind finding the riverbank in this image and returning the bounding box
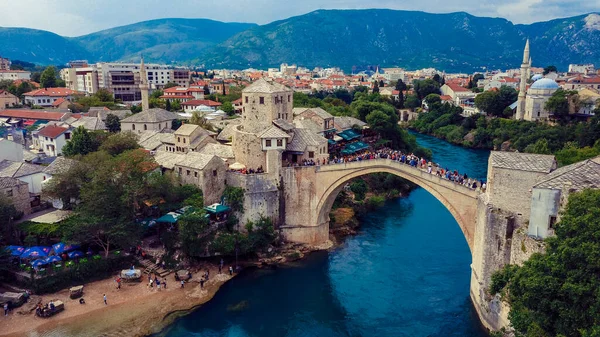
[0,264,233,337]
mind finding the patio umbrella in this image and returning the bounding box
[5,245,25,256]
[21,246,51,259]
[45,255,62,263]
[52,242,81,254]
[68,250,85,259]
[31,259,49,267]
[229,162,246,170]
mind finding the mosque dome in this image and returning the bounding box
[530,78,559,90]
[531,74,544,81]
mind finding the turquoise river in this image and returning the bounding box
[158,132,491,337]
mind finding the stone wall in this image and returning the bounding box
[486,166,546,220]
[510,228,545,266]
[242,91,293,134]
[232,127,266,170]
[3,183,32,215]
[225,171,279,227]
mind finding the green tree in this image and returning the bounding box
[543,65,557,75]
[424,93,441,107]
[203,85,210,95]
[223,186,244,213]
[221,101,235,116]
[99,132,139,156]
[491,189,600,337]
[545,89,577,119]
[350,179,368,201]
[171,100,181,112]
[0,195,22,244]
[94,88,114,102]
[474,90,499,116]
[105,113,121,133]
[413,79,441,100]
[62,126,95,157]
[164,82,178,89]
[372,81,379,93]
[523,138,551,154]
[405,94,420,111]
[40,66,58,88]
[130,105,142,113]
[165,99,171,111]
[473,73,484,87]
[178,210,210,257]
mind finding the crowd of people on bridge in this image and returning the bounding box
[325,148,486,191]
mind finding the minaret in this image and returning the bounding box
[516,39,530,120]
[139,56,149,111]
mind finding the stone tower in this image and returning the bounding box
[516,39,530,120]
[139,56,149,111]
[232,78,294,170]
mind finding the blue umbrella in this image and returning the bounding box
[5,245,25,256]
[68,250,85,259]
[31,259,49,267]
[45,255,62,263]
[52,243,81,254]
[21,247,51,259]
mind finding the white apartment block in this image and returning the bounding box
[0,70,31,81]
[61,62,191,103]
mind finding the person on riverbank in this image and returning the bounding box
[148,278,154,289]
[4,303,8,316]
[103,294,107,305]
[180,280,185,288]
[200,278,205,289]
[156,278,161,290]
[229,266,233,275]
[163,279,167,289]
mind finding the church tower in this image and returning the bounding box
[139,56,149,111]
[516,39,530,120]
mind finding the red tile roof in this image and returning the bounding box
[181,99,222,107]
[24,87,80,97]
[159,95,194,99]
[440,95,453,101]
[445,83,470,92]
[13,80,39,88]
[0,109,67,121]
[51,97,67,107]
[37,125,70,138]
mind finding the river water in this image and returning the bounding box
[159,133,491,337]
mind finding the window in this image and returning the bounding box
[64,133,70,140]
[549,216,557,229]
[278,113,281,118]
[194,171,198,177]
[178,137,181,142]
[259,97,264,104]
[144,124,148,130]
[309,151,314,158]
[132,124,136,130]
[45,137,49,141]
[6,189,13,197]
[265,139,272,147]
[186,170,190,176]
[288,95,291,102]
[183,138,186,144]
[178,167,182,175]
[277,139,283,146]
[213,170,217,177]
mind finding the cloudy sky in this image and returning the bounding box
[2,0,599,36]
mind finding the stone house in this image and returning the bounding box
[181,100,222,113]
[160,86,205,103]
[0,177,32,215]
[172,124,217,153]
[285,128,328,164]
[0,159,47,194]
[51,97,71,109]
[0,90,19,108]
[293,107,335,134]
[174,152,227,205]
[33,125,72,157]
[528,156,600,239]
[120,108,179,133]
[441,83,476,106]
[486,152,557,220]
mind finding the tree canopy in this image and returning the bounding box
[62,126,95,157]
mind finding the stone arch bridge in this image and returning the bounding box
[280,159,480,251]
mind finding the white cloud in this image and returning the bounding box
[0,0,596,36]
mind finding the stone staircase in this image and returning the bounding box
[138,258,171,278]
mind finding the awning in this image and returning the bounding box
[333,135,343,142]
[337,129,361,141]
[328,139,336,145]
[203,203,231,214]
[23,119,35,126]
[156,212,181,223]
[342,141,369,154]
[229,162,246,170]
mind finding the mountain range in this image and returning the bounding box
[1,10,599,72]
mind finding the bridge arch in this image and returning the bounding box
[313,160,479,251]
